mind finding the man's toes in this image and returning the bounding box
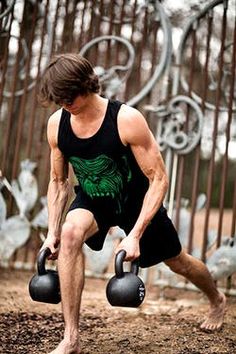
[200,320,222,332]
[208,324,216,331]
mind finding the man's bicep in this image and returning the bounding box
[46,109,68,181]
[131,134,166,180]
[127,116,166,180]
[119,106,167,180]
[50,147,69,182]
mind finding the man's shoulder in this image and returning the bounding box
[119,104,146,125]
[47,108,63,129]
[117,104,151,145]
[48,108,63,123]
[47,108,63,146]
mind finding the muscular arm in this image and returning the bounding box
[116,106,168,259]
[43,110,70,254]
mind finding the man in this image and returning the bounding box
[39,53,226,354]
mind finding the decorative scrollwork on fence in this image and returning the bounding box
[1,1,53,98]
[80,1,172,106]
[146,95,204,154]
[0,0,15,32]
[208,42,236,107]
[1,34,30,97]
[0,0,15,19]
[180,40,236,112]
[80,35,135,98]
[94,0,145,24]
[127,0,172,106]
[175,0,236,112]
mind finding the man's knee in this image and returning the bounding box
[60,221,85,254]
[164,251,191,276]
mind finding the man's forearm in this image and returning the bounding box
[131,174,168,239]
[47,178,70,239]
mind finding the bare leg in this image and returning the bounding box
[164,251,226,331]
[49,209,98,354]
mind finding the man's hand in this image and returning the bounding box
[40,234,60,260]
[115,234,140,262]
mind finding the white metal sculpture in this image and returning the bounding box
[84,226,126,277]
[206,236,236,280]
[31,196,48,229]
[10,159,38,217]
[0,159,38,265]
[0,214,30,264]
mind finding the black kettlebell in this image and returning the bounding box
[106,250,145,308]
[29,247,61,304]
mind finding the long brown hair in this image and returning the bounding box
[38,53,100,106]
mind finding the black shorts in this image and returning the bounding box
[68,187,182,268]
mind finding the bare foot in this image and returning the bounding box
[49,339,81,354]
[200,292,226,331]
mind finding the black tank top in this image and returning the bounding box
[58,99,148,215]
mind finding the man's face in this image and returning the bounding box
[61,95,85,115]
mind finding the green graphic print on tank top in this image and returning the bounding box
[69,154,132,214]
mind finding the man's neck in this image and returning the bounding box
[71,94,107,121]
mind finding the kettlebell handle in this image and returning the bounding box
[37,247,51,275]
[115,250,139,278]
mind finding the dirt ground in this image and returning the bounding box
[0,269,236,354]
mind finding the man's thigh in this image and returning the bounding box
[65,208,99,242]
